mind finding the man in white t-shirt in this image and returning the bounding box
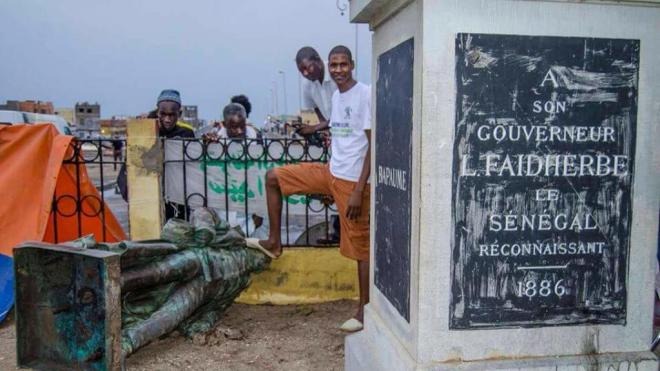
[295,46,338,134]
[247,46,371,332]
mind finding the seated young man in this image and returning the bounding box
[247,45,371,332]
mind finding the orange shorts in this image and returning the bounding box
[274,163,370,261]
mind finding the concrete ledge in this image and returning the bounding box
[346,306,659,370]
[430,352,659,371]
[345,304,416,371]
[237,247,358,305]
[536,0,660,7]
[350,0,414,28]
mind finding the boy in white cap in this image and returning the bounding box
[156,89,194,138]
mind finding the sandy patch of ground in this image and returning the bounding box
[0,300,356,371]
[2,300,658,370]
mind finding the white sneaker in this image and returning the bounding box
[340,318,363,332]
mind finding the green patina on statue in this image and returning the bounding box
[89,208,270,358]
[14,207,270,369]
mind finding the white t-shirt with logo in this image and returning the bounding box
[301,69,337,121]
[329,82,371,182]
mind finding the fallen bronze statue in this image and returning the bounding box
[14,208,270,370]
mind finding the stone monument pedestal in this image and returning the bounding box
[347,1,660,370]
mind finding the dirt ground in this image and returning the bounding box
[0,300,355,371]
[2,300,658,370]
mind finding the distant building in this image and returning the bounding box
[73,119,99,138]
[54,107,75,125]
[99,117,127,138]
[75,102,101,124]
[0,100,54,114]
[75,102,101,136]
[181,105,199,128]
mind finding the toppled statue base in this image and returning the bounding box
[14,208,270,371]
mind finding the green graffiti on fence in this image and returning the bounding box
[201,158,308,205]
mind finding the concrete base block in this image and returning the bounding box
[345,308,416,371]
[346,310,658,371]
[432,353,660,371]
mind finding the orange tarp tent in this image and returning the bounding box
[0,124,127,257]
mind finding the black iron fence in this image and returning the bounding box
[162,138,339,247]
[51,137,337,248]
[50,139,128,243]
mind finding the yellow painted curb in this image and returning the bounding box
[237,247,359,305]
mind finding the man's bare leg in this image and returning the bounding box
[258,169,283,257]
[356,259,370,322]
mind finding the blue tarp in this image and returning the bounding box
[0,254,14,321]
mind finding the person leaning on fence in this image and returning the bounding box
[204,103,257,140]
[116,90,194,219]
[156,89,195,139]
[294,46,337,148]
[246,45,371,333]
[231,94,252,118]
[295,46,341,243]
[295,46,337,125]
[156,89,195,221]
[231,94,260,140]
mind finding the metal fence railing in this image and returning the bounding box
[51,137,337,248]
[50,139,128,243]
[162,138,339,247]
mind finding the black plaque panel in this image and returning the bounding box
[450,33,639,329]
[375,38,414,321]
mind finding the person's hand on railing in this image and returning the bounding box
[320,195,335,206]
[295,123,317,136]
[202,132,221,143]
[320,130,332,148]
[309,194,335,206]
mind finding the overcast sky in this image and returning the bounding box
[0,0,372,126]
